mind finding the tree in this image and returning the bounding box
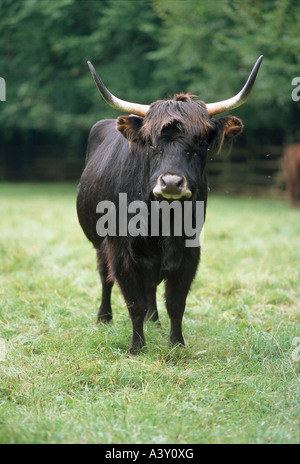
[1,0,300,181]
[150,0,300,140]
[0,0,160,138]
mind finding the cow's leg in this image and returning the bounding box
[165,248,200,346]
[292,179,300,206]
[165,278,186,346]
[144,283,159,322]
[96,244,113,323]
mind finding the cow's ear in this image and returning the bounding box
[117,115,144,142]
[210,115,243,153]
[221,116,244,143]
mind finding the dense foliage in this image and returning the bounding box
[0,0,300,177]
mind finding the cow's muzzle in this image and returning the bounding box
[153,174,192,199]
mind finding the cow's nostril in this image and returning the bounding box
[176,177,183,188]
[161,175,184,190]
[153,174,191,199]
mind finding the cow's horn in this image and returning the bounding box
[87,61,150,117]
[206,55,263,116]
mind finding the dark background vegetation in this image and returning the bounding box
[0,0,300,191]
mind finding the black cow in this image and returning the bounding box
[77,56,263,354]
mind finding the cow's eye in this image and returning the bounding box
[146,140,156,152]
[147,142,162,156]
[199,139,209,149]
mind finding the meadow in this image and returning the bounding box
[0,183,299,444]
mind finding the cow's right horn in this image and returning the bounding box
[87,61,150,117]
[206,55,263,116]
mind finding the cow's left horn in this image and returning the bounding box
[87,61,150,117]
[206,55,263,116]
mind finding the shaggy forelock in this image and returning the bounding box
[140,93,213,143]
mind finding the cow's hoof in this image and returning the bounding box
[97,313,112,325]
[128,343,146,356]
[168,336,185,348]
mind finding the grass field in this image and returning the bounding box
[0,183,299,444]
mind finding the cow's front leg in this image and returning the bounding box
[165,248,200,347]
[165,278,186,346]
[116,273,147,355]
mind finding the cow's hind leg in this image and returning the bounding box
[144,283,159,323]
[96,243,114,323]
[291,179,300,206]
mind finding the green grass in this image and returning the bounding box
[0,183,299,444]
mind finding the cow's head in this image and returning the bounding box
[88,57,263,200]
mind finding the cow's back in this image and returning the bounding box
[85,119,117,163]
